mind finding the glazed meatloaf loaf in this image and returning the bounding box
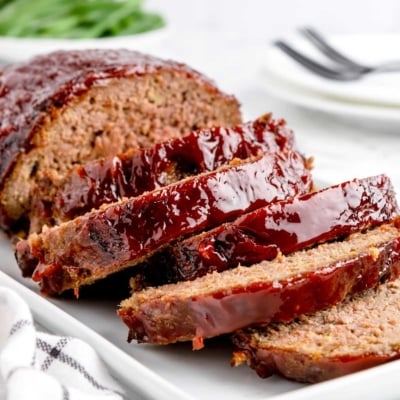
[231,277,400,383]
[16,150,313,294]
[118,219,400,350]
[135,174,399,286]
[29,113,294,233]
[0,49,241,234]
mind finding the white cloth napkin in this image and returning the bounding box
[0,287,125,400]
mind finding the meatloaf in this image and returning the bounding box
[231,276,400,383]
[0,49,241,234]
[118,219,400,349]
[29,113,294,233]
[16,150,312,294]
[135,174,399,286]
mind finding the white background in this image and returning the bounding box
[148,0,400,37]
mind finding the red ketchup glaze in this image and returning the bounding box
[143,174,398,283]
[55,115,294,221]
[1,50,209,189]
[139,175,399,286]
[118,236,400,349]
[28,150,312,288]
[0,49,237,232]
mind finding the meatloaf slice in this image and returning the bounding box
[136,174,399,286]
[231,277,400,383]
[16,150,312,294]
[29,113,294,233]
[0,49,241,234]
[118,219,400,349]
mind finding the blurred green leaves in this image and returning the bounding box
[0,0,165,38]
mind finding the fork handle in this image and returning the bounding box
[274,40,361,81]
[374,61,400,73]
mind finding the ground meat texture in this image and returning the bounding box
[15,150,312,292]
[0,49,241,234]
[117,219,400,349]
[135,174,399,286]
[28,113,294,233]
[231,277,400,383]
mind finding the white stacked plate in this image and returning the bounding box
[262,34,400,122]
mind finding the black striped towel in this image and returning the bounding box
[0,287,125,400]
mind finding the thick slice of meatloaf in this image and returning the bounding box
[29,113,294,233]
[135,174,399,286]
[231,277,400,383]
[118,219,400,349]
[0,49,241,234]
[16,150,312,294]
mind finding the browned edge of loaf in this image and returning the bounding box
[117,219,400,350]
[133,174,399,286]
[231,279,400,383]
[15,149,312,295]
[231,339,398,384]
[28,112,294,233]
[0,49,241,234]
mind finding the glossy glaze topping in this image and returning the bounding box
[54,114,294,221]
[118,223,400,349]
[231,278,400,382]
[0,49,217,189]
[141,174,398,284]
[25,150,312,290]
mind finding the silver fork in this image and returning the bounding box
[274,27,400,81]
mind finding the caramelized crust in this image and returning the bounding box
[15,150,312,293]
[232,276,400,383]
[29,113,294,233]
[0,49,241,234]
[136,174,399,285]
[118,221,400,349]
